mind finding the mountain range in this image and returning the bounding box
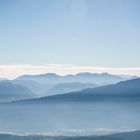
[0,72,139,103]
[8,77,140,104]
[16,72,137,85]
[13,72,138,96]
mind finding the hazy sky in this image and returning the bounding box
[0,0,140,78]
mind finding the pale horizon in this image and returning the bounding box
[0,64,140,79]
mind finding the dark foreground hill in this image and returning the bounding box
[0,130,140,140]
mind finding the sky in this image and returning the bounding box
[0,0,140,78]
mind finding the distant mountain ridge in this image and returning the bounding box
[15,72,137,85]
[13,72,132,97]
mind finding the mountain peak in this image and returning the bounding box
[39,73,60,77]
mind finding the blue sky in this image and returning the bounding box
[0,0,140,78]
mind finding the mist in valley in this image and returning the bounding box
[0,101,140,134]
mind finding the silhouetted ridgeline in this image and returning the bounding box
[16,72,135,85]
[11,78,140,104]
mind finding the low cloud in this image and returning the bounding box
[0,64,140,79]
